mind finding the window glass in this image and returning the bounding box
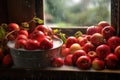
[44,0,111,27]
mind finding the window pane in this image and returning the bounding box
[44,0,111,27]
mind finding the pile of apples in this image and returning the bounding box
[52,21,120,70]
[10,24,54,50]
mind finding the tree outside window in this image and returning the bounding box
[44,0,111,27]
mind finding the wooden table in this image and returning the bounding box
[0,66,120,80]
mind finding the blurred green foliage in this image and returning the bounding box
[44,0,111,27]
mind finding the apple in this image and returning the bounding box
[7,23,20,32]
[87,51,97,61]
[105,53,119,69]
[86,26,97,35]
[60,48,70,57]
[39,37,53,50]
[76,55,91,70]
[82,42,96,53]
[61,44,66,49]
[6,29,18,41]
[114,46,120,58]
[84,35,91,41]
[2,54,13,66]
[18,29,28,37]
[96,44,111,59]
[29,30,45,43]
[15,39,27,49]
[107,36,120,50]
[92,58,105,70]
[66,36,78,48]
[95,21,110,34]
[35,25,48,33]
[97,21,110,28]
[72,50,86,66]
[90,33,105,46]
[64,54,73,66]
[25,39,39,50]
[95,26,103,33]
[52,57,64,67]
[78,37,88,46]
[16,34,28,41]
[7,33,17,41]
[69,43,82,54]
[35,25,53,36]
[46,26,53,36]
[101,26,115,40]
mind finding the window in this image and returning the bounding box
[44,0,111,28]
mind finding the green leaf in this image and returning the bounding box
[1,23,7,31]
[53,29,60,34]
[21,22,29,28]
[74,31,83,38]
[33,17,44,24]
[0,26,5,39]
[60,32,66,44]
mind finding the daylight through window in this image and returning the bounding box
[44,0,111,28]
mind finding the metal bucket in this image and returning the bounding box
[7,38,63,68]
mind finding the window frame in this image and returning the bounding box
[111,0,120,36]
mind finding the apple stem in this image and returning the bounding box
[5,29,18,41]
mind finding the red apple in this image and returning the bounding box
[86,26,97,35]
[87,51,97,61]
[46,26,53,36]
[15,39,27,49]
[25,39,39,50]
[29,30,45,43]
[82,42,96,53]
[97,21,110,28]
[66,36,78,48]
[72,50,86,66]
[52,57,64,67]
[6,30,18,41]
[64,54,73,66]
[95,21,110,34]
[39,37,53,50]
[101,26,115,40]
[92,58,105,70]
[34,25,52,35]
[78,37,88,46]
[105,53,119,69]
[7,33,17,41]
[95,26,103,33]
[107,36,120,50]
[90,33,105,46]
[61,48,70,57]
[114,46,120,58]
[96,44,111,59]
[81,34,91,41]
[35,25,48,32]
[61,44,66,49]
[18,29,28,37]
[16,34,28,41]
[76,55,91,70]
[2,54,13,66]
[7,23,20,32]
